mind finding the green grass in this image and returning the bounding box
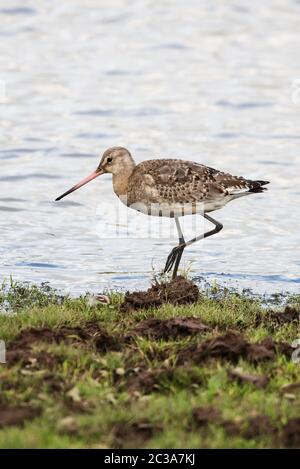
[0,280,299,449]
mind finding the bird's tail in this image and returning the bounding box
[247,180,270,193]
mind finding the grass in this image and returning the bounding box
[0,279,299,449]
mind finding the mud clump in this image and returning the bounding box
[243,415,275,439]
[0,405,41,428]
[128,317,210,341]
[258,305,300,328]
[9,323,121,354]
[10,326,90,350]
[113,420,162,448]
[270,305,300,326]
[120,276,199,312]
[228,368,269,389]
[91,331,121,353]
[125,368,162,394]
[178,332,248,365]
[192,406,221,427]
[281,418,300,448]
[6,349,60,368]
[122,366,203,395]
[280,383,300,395]
[191,407,275,440]
[177,332,292,365]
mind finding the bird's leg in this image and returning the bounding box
[164,218,186,279]
[163,213,223,278]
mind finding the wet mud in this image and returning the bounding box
[121,276,199,312]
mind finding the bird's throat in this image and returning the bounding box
[112,166,134,198]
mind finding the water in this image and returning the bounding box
[0,0,299,296]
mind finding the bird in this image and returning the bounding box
[56,146,269,279]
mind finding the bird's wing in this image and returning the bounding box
[129,159,268,205]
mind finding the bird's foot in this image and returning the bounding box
[163,245,185,276]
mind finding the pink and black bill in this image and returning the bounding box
[55,168,104,201]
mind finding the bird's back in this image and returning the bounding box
[127,159,268,212]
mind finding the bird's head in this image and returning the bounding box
[55,146,134,201]
[98,147,135,175]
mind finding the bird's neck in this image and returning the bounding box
[112,164,135,198]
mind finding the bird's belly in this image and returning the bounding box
[119,194,229,217]
[121,197,205,217]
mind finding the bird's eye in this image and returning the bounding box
[107,157,113,164]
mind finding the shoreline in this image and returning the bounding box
[0,280,299,448]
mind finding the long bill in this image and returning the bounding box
[55,168,104,201]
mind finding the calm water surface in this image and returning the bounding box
[0,0,299,295]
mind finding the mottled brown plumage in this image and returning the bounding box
[56,146,269,278]
[126,158,268,214]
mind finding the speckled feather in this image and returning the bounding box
[126,159,269,211]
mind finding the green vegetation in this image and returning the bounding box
[0,279,299,449]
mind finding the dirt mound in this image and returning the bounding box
[243,415,275,439]
[281,418,300,448]
[9,322,121,354]
[177,332,292,365]
[258,305,300,328]
[178,332,248,364]
[192,406,221,426]
[10,326,90,349]
[0,405,41,428]
[191,407,275,439]
[128,317,210,341]
[113,420,162,447]
[121,366,203,394]
[120,276,199,312]
[270,305,300,325]
[6,349,60,368]
[228,368,269,389]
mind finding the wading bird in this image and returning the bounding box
[56,147,269,279]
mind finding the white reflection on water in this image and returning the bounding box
[0,0,299,295]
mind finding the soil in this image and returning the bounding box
[128,317,210,341]
[113,420,162,447]
[280,383,300,394]
[6,349,60,368]
[242,415,275,439]
[122,366,203,394]
[269,305,300,325]
[0,405,41,428]
[177,332,248,364]
[228,368,269,389]
[192,406,221,426]
[120,276,199,312]
[191,407,275,440]
[177,332,292,365]
[281,418,300,448]
[9,322,121,354]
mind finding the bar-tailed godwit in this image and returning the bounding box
[56,147,269,278]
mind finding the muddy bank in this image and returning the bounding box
[121,276,199,312]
